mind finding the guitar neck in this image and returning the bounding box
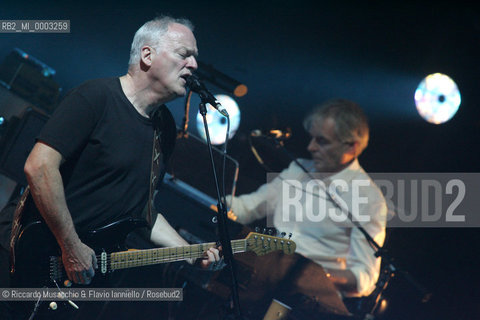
[110,239,246,271]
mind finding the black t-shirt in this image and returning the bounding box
[23,77,176,233]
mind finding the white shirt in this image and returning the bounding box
[227,159,387,297]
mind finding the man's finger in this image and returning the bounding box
[92,253,98,269]
[86,267,95,278]
[205,250,214,262]
[210,248,220,261]
[81,270,88,284]
[67,272,75,284]
[72,272,81,284]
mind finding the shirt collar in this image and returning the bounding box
[324,158,361,186]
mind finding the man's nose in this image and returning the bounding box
[307,138,317,152]
[187,56,198,70]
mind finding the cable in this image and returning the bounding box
[179,89,193,138]
[221,116,230,205]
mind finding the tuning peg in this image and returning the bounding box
[281,232,286,238]
[255,227,260,233]
[288,233,292,239]
[268,229,273,235]
[262,228,267,234]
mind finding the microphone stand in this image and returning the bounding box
[257,136,431,318]
[198,102,243,320]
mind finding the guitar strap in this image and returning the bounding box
[9,185,30,271]
[145,125,162,227]
[143,104,176,228]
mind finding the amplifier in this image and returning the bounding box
[0,49,60,114]
[0,107,49,186]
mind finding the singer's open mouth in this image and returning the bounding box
[180,73,191,80]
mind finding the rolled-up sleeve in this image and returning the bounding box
[226,161,303,224]
[226,178,280,224]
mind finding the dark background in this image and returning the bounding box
[1,1,479,319]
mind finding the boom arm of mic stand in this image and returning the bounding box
[198,102,243,320]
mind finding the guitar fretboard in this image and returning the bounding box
[110,239,247,270]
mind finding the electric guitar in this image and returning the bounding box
[11,217,296,288]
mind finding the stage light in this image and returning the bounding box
[414,73,461,124]
[197,61,247,97]
[377,298,388,315]
[196,94,241,145]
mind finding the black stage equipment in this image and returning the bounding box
[0,48,60,114]
[0,107,49,186]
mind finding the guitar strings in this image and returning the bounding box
[53,242,247,271]
[105,240,292,269]
[53,238,292,274]
[96,240,289,264]
[51,244,249,280]
[105,243,248,269]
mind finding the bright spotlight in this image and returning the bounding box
[414,73,461,124]
[196,94,241,145]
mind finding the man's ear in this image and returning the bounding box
[346,141,360,158]
[140,46,154,68]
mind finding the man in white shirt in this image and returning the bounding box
[228,99,387,297]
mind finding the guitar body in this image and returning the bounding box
[11,217,148,288]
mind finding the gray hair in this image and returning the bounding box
[303,98,370,155]
[128,15,194,67]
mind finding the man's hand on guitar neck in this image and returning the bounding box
[61,237,98,285]
[198,246,223,270]
[151,212,222,269]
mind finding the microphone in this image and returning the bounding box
[251,128,292,140]
[186,74,229,117]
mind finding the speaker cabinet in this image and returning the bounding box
[0,107,49,186]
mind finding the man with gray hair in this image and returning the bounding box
[7,15,220,319]
[228,99,387,300]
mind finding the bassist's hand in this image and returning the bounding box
[62,241,98,285]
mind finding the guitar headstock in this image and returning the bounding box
[244,232,296,256]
